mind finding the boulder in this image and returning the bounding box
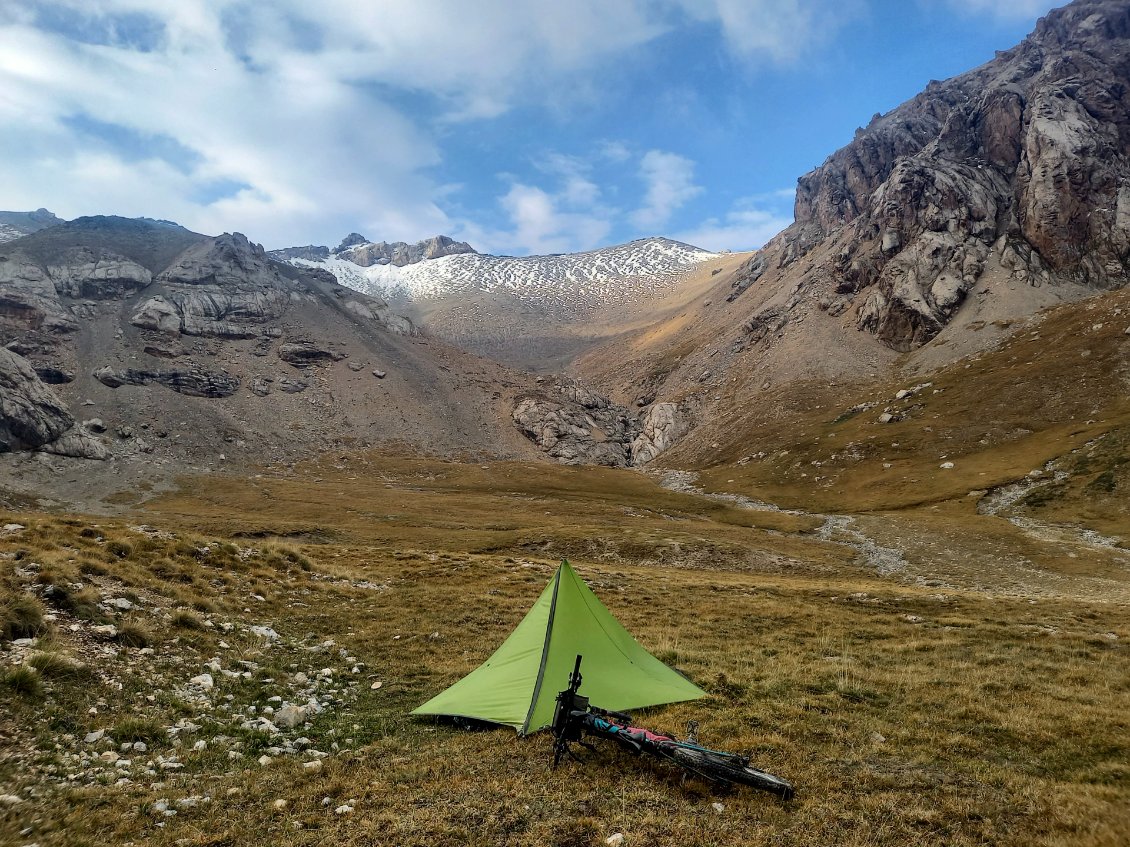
[630,403,689,465]
[40,431,111,460]
[278,342,346,367]
[274,704,306,730]
[94,365,240,398]
[0,347,75,451]
[512,380,641,468]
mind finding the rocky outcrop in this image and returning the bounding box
[39,431,112,460]
[48,249,152,298]
[270,234,477,269]
[131,233,291,338]
[512,379,644,467]
[0,259,79,336]
[758,0,1130,351]
[94,365,240,398]
[339,235,477,268]
[277,343,346,368]
[630,403,690,465]
[0,348,74,451]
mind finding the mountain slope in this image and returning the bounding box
[276,236,723,370]
[0,216,543,505]
[0,208,63,244]
[574,0,1130,482]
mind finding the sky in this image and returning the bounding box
[0,0,1062,255]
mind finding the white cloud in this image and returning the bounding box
[675,195,793,252]
[672,0,861,63]
[936,0,1055,21]
[631,150,702,232]
[491,183,611,255]
[0,2,844,251]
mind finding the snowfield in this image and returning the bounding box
[283,237,719,312]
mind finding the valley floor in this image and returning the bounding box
[1,454,1127,846]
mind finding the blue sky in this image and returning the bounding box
[0,1,1059,254]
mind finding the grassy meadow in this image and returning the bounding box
[1,455,1127,846]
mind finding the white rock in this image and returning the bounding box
[0,794,23,805]
[273,799,288,811]
[274,704,307,730]
[109,598,133,611]
[250,625,279,640]
[605,834,624,847]
[84,730,105,744]
[711,802,725,814]
[370,681,382,690]
[940,461,954,469]
[2,524,25,533]
[190,673,214,690]
[302,759,323,773]
[193,740,207,752]
[258,755,273,767]
[334,804,353,815]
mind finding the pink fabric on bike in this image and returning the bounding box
[624,726,674,743]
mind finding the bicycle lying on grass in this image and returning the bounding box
[551,655,795,800]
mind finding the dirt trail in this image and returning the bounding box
[653,470,1130,604]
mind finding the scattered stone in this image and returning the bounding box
[274,704,307,730]
[334,804,354,815]
[370,680,382,690]
[606,834,624,847]
[372,370,386,379]
[250,625,279,641]
[940,461,954,469]
[258,755,273,767]
[878,412,895,424]
[108,598,133,611]
[347,362,363,372]
[273,799,288,811]
[84,730,105,744]
[871,732,886,744]
[0,794,24,805]
[303,759,323,773]
[190,673,214,690]
[711,802,725,814]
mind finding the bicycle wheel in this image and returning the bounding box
[668,746,795,799]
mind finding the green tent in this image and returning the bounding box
[412,560,706,734]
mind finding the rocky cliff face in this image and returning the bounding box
[269,234,476,268]
[740,0,1130,352]
[0,216,533,475]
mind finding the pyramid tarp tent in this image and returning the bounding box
[412,560,706,734]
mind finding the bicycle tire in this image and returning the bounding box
[668,746,795,800]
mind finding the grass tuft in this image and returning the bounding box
[115,621,151,649]
[1,595,48,641]
[27,651,88,679]
[3,665,43,698]
[112,717,167,745]
[171,609,204,630]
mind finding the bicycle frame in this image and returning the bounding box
[551,654,795,799]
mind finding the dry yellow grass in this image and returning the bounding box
[1,455,1126,846]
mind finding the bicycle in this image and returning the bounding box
[551,655,795,800]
